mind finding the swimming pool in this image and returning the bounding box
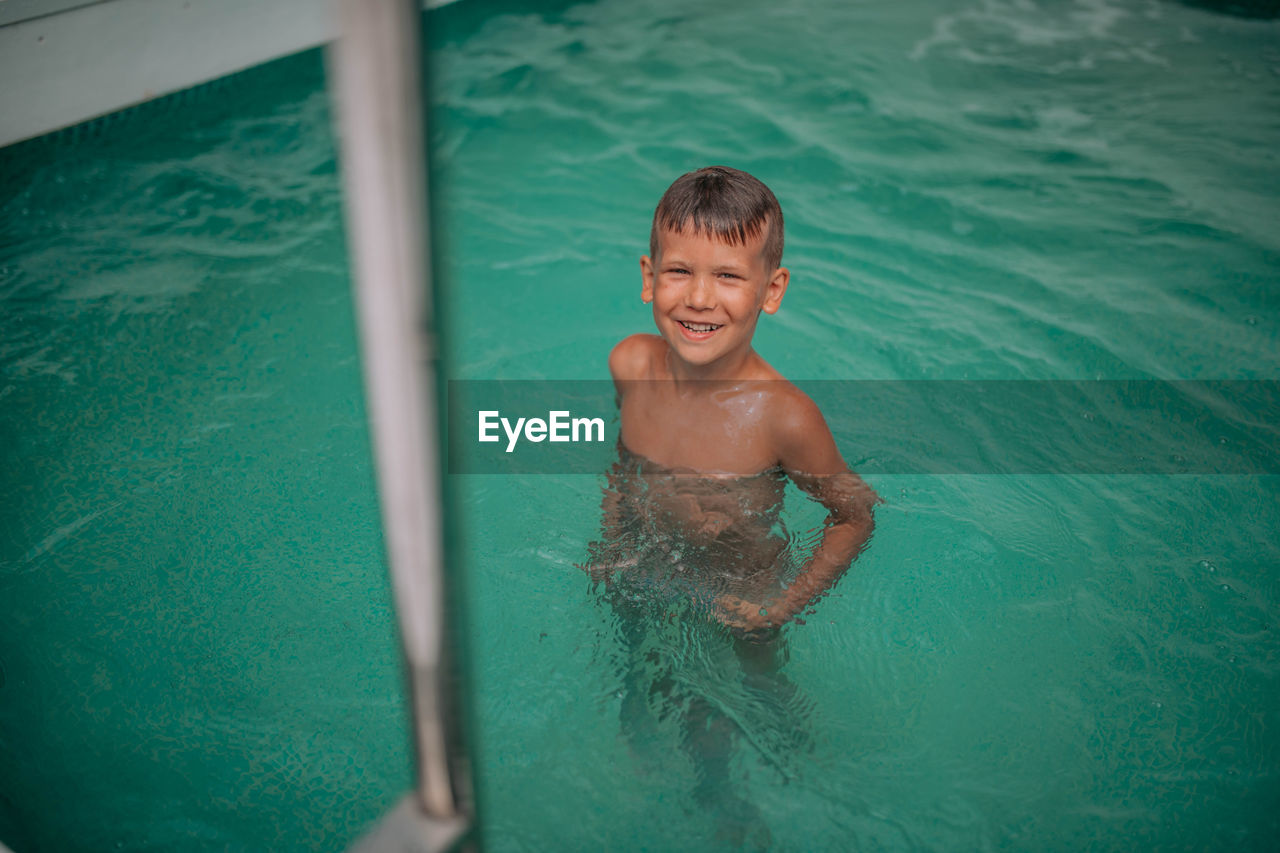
[2,0,1278,849]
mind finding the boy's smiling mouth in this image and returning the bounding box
[678,321,723,333]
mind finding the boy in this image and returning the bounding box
[585,166,878,848]
[599,165,878,637]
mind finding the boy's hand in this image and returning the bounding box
[697,510,733,538]
[715,593,786,640]
[579,554,638,584]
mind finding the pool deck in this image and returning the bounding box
[0,0,457,148]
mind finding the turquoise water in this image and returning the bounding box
[4,0,1280,850]
[0,57,409,850]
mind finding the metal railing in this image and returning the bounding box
[331,1,472,848]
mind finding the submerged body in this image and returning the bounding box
[585,445,810,849]
[591,444,790,609]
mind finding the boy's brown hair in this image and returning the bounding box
[650,166,785,271]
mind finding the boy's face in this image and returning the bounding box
[640,225,789,373]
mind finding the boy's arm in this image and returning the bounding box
[581,456,632,583]
[719,390,879,632]
[769,467,877,622]
[580,335,656,582]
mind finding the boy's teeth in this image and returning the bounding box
[680,321,721,332]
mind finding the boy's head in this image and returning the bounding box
[649,166,784,272]
[640,167,790,372]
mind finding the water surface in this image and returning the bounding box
[1,0,1278,850]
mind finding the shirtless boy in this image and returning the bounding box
[604,165,879,637]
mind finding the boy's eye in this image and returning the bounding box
[718,272,742,280]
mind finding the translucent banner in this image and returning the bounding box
[446,380,1280,475]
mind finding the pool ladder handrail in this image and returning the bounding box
[331,1,472,849]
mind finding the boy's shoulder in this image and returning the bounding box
[757,374,846,478]
[760,375,828,438]
[608,334,664,382]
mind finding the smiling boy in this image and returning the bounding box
[586,167,879,846]
[603,165,878,636]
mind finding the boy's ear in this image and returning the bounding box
[640,255,654,304]
[760,266,790,315]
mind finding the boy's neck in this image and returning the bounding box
[664,345,770,386]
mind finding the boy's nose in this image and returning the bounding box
[686,275,716,309]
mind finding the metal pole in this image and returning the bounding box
[330,0,464,826]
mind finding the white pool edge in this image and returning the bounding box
[0,0,461,148]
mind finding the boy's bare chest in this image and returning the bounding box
[618,385,780,475]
